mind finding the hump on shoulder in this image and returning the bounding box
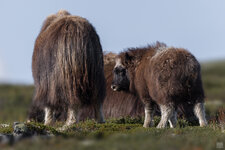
[40,10,71,33]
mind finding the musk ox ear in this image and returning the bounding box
[125,52,134,63]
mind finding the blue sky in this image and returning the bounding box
[0,0,225,84]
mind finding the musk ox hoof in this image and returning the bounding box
[143,122,154,128]
[57,122,76,131]
[143,124,149,128]
[156,123,166,129]
[57,126,70,132]
[200,122,208,127]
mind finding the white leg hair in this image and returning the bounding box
[44,107,54,125]
[94,104,105,123]
[65,108,77,126]
[157,104,174,128]
[168,111,177,128]
[58,108,77,131]
[194,102,207,127]
[143,106,154,128]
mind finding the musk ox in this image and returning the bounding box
[111,42,207,128]
[29,52,198,123]
[31,10,106,128]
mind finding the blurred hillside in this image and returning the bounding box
[0,60,224,123]
[201,60,225,101]
[0,85,33,123]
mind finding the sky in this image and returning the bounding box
[0,0,225,84]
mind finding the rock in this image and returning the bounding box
[0,122,54,145]
[13,122,34,137]
[13,122,35,142]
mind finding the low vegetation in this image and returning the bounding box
[0,60,224,149]
[0,117,224,150]
[202,60,225,101]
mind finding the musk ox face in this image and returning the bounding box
[111,58,130,91]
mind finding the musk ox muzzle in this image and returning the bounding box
[111,66,130,92]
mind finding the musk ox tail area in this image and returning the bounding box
[151,47,206,128]
[151,47,205,103]
[30,10,105,128]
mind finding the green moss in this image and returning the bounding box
[25,122,65,136]
[0,118,224,150]
[0,125,13,134]
[5,125,224,150]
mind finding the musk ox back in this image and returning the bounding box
[31,10,105,129]
[111,42,207,128]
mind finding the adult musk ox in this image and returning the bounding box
[111,42,207,128]
[31,10,106,128]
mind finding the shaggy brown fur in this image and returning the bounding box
[29,52,198,123]
[28,53,145,122]
[31,10,106,127]
[112,42,207,128]
[101,53,146,118]
[39,10,71,34]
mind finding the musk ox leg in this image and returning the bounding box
[58,108,78,131]
[168,111,177,128]
[194,102,207,127]
[65,108,77,126]
[143,103,155,128]
[157,104,174,128]
[44,107,54,125]
[94,104,105,123]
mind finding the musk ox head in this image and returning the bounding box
[111,53,132,92]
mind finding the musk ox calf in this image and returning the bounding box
[111,42,207,128]
[31,10,105,128]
